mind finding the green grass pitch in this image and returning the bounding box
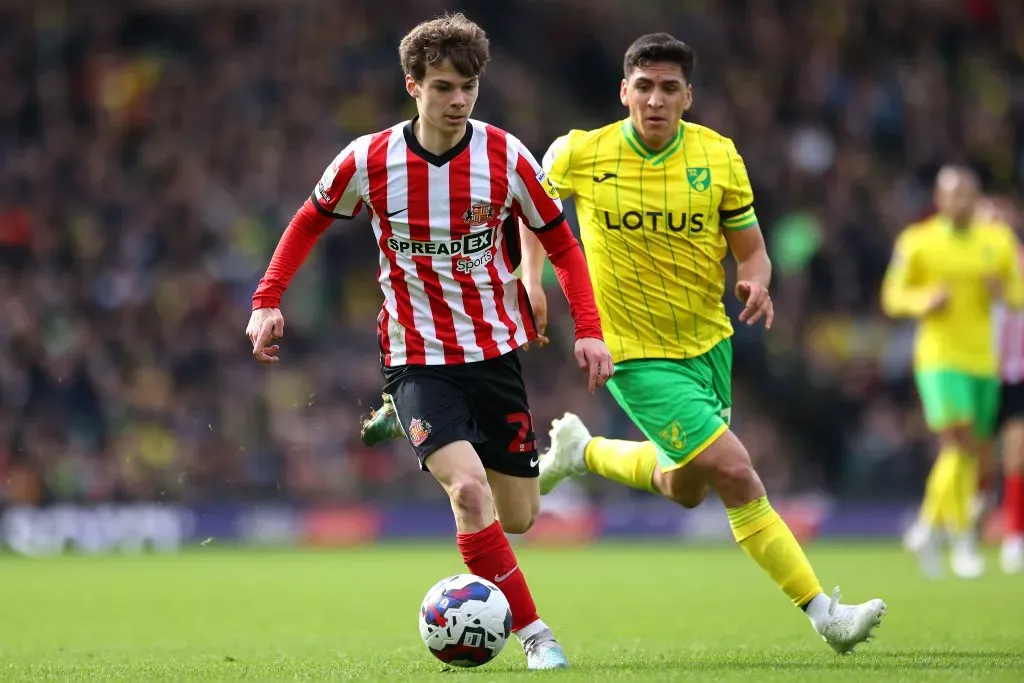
[1,542,1022,681]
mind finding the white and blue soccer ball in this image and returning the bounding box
[418,573,512,667]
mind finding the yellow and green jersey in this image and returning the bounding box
[882,215,1024,376]
[542,119,758,362]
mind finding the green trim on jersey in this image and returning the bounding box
[621,120,684,166]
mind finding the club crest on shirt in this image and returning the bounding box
[408,418,432,447]
[463,201,495,227]
[687,167,711,192]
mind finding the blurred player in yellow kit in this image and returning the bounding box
[361,33,887,652]
[883,167,1024,579]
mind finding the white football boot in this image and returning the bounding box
[810,587,887,655]
[950,534,985,579]
[538,413,592,495]
[1001,535,1023,574]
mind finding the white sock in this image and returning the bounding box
[804,592,831,631]
[514,618,549,644]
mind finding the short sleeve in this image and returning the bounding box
[311,141,365,219]
[719,139,757,231]
[509,138,565,232]
[541,133,575,199]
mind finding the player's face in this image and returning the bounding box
[934,170,979,224]
[620,61,692,148]
[406,60,479,138]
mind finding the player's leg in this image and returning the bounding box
[540,361,704,507]
[383,365,560,670]
[956,376,1002,573]
[677,344,884,652]
[998,382,1024,574]
[908,371,979,577]
[467,351,568,669]
[540,417,713,507]
[546,343,885,652]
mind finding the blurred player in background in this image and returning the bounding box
[247,13,614,669]
[977,195,1024,574]
[883,168,1024,579]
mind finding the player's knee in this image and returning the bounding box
[497,502,538,535]
[709,459,764,505]
[447,475,493,526]
[658,470,708,509]
[941,426,972,449]
[670,484,709,509]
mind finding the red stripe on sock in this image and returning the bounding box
[1005,474,1024,534]
[457,520,539,632]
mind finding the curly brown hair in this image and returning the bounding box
[399,13,490,82]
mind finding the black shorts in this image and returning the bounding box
[381,351,539,478]
[999,381,1024,427]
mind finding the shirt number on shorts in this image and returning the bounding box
[506,412,536,453]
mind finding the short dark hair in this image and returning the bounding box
[623,33,695,81]
[399,13,490,82]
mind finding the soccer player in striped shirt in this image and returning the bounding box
[366,32,887,651]
[884,169,1024,579]
[246,13,613,669]
[978,195,1024,574]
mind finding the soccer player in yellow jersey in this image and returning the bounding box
[360,33,886,652]
[529,33,885,653]
[883,167,1024,579]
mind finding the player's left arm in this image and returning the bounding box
[720,141,772,328]
[510,138,612,391]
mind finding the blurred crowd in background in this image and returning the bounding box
[1,0,1022,506]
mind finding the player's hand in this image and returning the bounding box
[735,281,774,329]
[522,283,549,350]
[574,337,614,394]
[924,287,950,315]
[246,307,284,364]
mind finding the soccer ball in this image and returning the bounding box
[418,573,512,667]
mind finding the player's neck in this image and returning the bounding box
[413,116,467,157]
[944,215,973,232]
[628,120,680,154]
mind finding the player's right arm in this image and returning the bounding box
[881,228,947,318]
[247,141,365,363]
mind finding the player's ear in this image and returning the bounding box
[405,74,419,99]
[619,79,628,107]
[683,83,693,112]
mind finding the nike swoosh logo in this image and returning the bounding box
[529,457,539,467]
[385,208,407,218]
[494,566,518,582]
[593,172,617,183]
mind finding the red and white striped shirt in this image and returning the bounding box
[1000,248,1024,383]
[253,118,602,367]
